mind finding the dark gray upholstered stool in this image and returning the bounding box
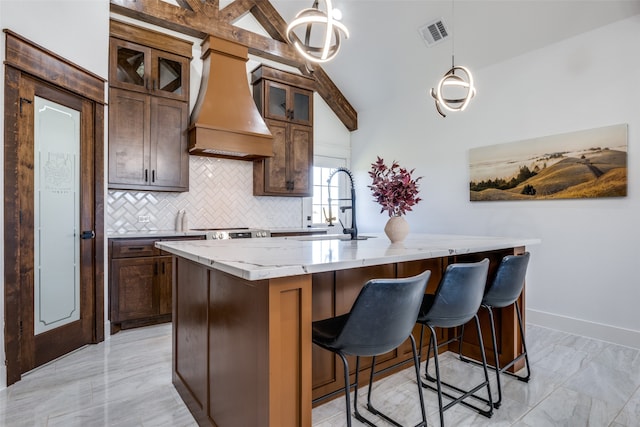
[416,258,493,427]
[459,252,531,408]
[312,270,431,427]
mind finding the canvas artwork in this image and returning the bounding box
[469,124,628,201]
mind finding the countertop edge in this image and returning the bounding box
[155,234,541,281]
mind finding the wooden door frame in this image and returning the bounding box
[3,30,105,385]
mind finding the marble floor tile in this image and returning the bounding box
[516,386,623,427]
[612,384,640,426]
[0,322,637,426]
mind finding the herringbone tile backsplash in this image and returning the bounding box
[107,156,303,233]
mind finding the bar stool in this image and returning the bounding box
[459,252,531,408]
[312,270,431,427]
[416,258,493,427]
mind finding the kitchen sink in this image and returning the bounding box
[289,234,375,241]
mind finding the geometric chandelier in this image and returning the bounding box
[430,0,476,117]
[286,0,350,63]
[430,62,476,117]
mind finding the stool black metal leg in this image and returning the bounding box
[473,314,494,416]
[421,320,494,424]
[353,356,373,426]
[424,328,436,382]
[428,325,445,427]
[457,324,465,359]
[485,305,503,408]
[410,334,429,427]
[353,353,422,427]
[512,301,531,382]
[337,352,353,427]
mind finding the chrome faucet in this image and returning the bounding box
[327,168,358,240]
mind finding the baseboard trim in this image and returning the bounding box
[527,309,640,350]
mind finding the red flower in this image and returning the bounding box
[368,156,422,217]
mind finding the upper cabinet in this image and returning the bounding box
[252,65,315,196]
[258,80,312,126]
[108,21,192,192]
[109,38,189,102]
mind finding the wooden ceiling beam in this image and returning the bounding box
[109,0,357,130]
[179,0,218,18]
[249,1,357,130]
[219,0,256,22]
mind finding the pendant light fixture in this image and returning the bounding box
[286,0,349,64]
[430,0,476,117]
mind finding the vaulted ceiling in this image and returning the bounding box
[111,0,640,128]
[268,0,640,113]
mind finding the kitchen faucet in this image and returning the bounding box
[327,167,358,240]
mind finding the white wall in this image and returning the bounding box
[0,0,110,389]
[0,2,350,391]
[352,15,640,348]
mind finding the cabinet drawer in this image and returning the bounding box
[111,239,160,258]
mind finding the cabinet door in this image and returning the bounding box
[110,39,151,93]
[289,87,313,126]
[152,51,189,101]
[261,119,289,194]
[111,257,157,322]
[289,124,313,196]
[264,81,290,122]
[150,97,189,190]
[108,88,150,187]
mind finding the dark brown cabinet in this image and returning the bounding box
[109,236,203,333]
[109,88,189,190]
[252,65,315,196]
[109,38,190,102]
[108,21,192,192]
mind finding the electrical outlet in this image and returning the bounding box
[138,215,150,223]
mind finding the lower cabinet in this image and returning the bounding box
[109,236,202,333]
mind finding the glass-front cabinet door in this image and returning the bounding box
[152,51,189,101]
[110,39,151,93]
[265,81,313,126]
[265,81,290,122]
[110,39,189,101]
[290,86,312,125]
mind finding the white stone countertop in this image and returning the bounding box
[155,233,541,281]
[107,228,329,239]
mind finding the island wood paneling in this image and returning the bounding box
[173,258,208,424]
[208,269,270,426]
[172,248,527,426]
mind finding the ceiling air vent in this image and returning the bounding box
[418,18,449,47]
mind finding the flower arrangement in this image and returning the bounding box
[368,156,422,217]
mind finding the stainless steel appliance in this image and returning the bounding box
[191,228,271,240]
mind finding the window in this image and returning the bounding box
[312,166,339,225]
[307,156,348,227]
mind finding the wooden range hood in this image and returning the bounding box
[188,36,273,160]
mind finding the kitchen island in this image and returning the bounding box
[156,233,539,427]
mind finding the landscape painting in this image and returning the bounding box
[469,124,627,201]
